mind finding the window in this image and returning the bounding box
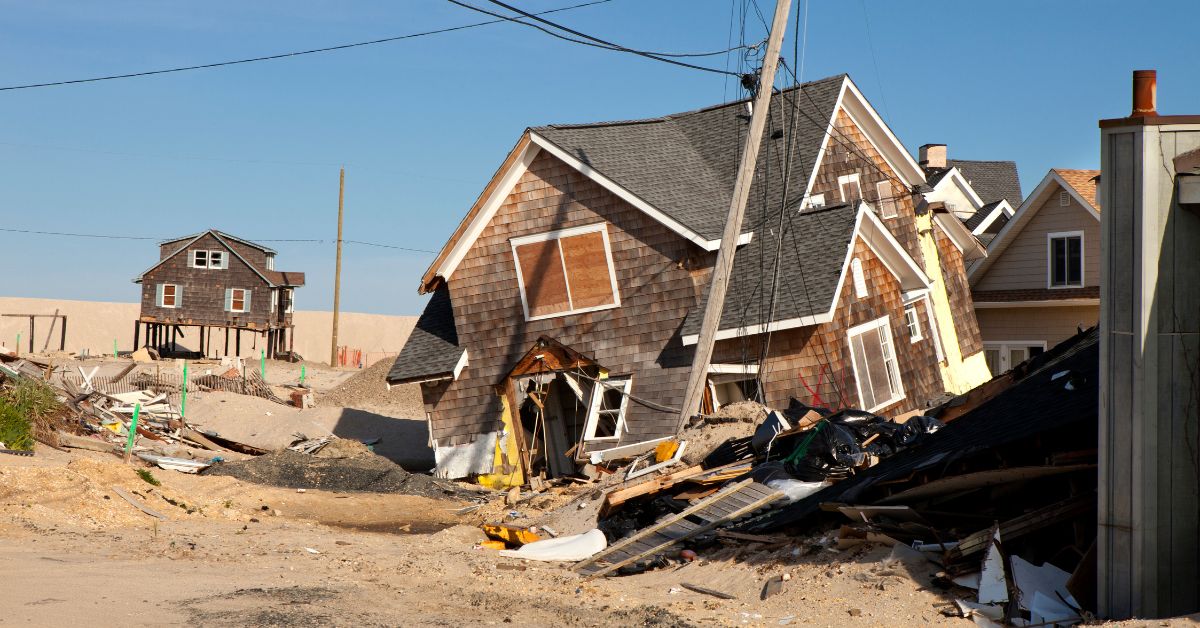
[847,316,905,412]
[225,288,251,313]
[284,288,294,313]
[851,258,868,299]
[583,377,631,441]
[838,173,863,203]
[511,224,620,320]
[270,289,276,313]
[1048,231,1084,288]
[984,342,1047,374]
[806,193,826,210]
[904,305,923,342]
[875,181,898,218]
[156,284,181,309]
[266,254,275,271]
[1059,190,1071,207]
[190,249,227,269]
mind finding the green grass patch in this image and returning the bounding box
[136,469,161,486]
[0,400,33,451]
[0,379,63,451]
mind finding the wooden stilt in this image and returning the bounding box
[235,329,241,356]
[133,321,140,350]
[224,326,229,357]
[288,326,294,355]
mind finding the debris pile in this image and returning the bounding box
[202,450,454,498]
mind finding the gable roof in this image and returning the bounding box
[948,159,1023,206]
[158,230,277,255]
[419,74,929,293]
[387,285,466,385]
[680,203,931,344]
[967,168,1101,283]
[133,229,304,287]
[1053,168,1100,212]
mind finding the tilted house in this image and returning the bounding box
[920,143,1023,246]
[967,169,1100,374]
[133,230,305,358]
[389,74,991,484]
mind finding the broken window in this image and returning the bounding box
[838,173,863,203]
[191,250,208,268]
[209,250,225,269]
[157,284,180,308]
[225,288,250,313]
[584,376,631,441]
[1048,232,1083,288]
[875,180,898,218]
[847,316,904,412]
[512,224,620,320]
[190,249,227,269]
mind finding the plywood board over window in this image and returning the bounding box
[511,224,621,321]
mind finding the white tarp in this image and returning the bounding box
[433,432,498,479]
[498,529,607,562]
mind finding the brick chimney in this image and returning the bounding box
[919,143,946,170]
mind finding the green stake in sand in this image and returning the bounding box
[124,403,141,463]
[181,361,189,419]
[14,333,19,356]
[300,365,306,386]
[113,339,118,358]
[260,350,266,380]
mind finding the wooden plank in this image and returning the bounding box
[601,465,705,513]
[946,493,1094,570]
[112,486,167,520]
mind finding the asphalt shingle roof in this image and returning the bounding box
[948,159,1023,206]
[1053,168,1101,212]
[964,200,1005,231]
[679,203,860,338]
[387,285,462,384]
[533,74,846,241]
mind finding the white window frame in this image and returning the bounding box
[875,180,898,218]
[846,316,905,412]
[509,223,622,322]
[227,288,250,313]
[190,249,227,269]
[285,288,294,314]
[903,305,923,343]
[851,258,868,299]
[266,254,275,271]
[983,341,1048,374]
[1046,230,1085,289]
[157,283,181,309]
[583,376,632,442]
[805,193,826,210]
[838,173,863,204]
[270,288,277,313]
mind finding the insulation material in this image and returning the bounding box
[498,529,607,562]
[978,530,1008,604]
[433,432,498,479]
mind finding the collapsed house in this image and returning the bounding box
[919,144,1023,247]
[133,230,305,359]
[388,74,995,485]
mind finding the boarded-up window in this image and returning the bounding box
[157,284,180,308]
[512,225,619,320]
[225,288,251,313]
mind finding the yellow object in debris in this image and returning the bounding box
[479,540,507,551]
[481,523,541,547]
[654,440,679,463]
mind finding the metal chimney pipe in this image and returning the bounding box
[1132,69,1157,117]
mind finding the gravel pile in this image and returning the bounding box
[203,450,452,498]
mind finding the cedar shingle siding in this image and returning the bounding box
[936,226,984,358]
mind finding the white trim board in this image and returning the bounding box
[1046,230,1085,289]
[972,199,1015,235]
[933,212,988,261]
[973,298,1099,309]
[681,204,931,345]
[845,314,906,413]
[969,170,1101,284]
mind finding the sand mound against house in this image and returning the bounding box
[202,450,452,498]
[319,357,423,413]
[678,401,770,465]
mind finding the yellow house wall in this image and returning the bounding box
[916,213,993,393]
[475,392,525,489]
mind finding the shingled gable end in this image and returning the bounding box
[392,74,992,484]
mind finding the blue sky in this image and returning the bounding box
[1,0,1195,315]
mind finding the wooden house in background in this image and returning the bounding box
[967,169,1101,374]
[388,74,992,485]
[133,230,305,358]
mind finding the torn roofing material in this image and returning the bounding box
[387,285,462,384]
[740,326,1099,532]
[964,200,1007,232]
[678,203,859,340]
[531,74,846,242]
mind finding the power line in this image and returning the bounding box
[0,0,614,92]
[859,0,891,124]
[449,0,743,76]
[0,227,436,254]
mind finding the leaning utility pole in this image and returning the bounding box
[676,0,793,428]
[330,167,345,368]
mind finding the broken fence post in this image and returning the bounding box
[181,360,189,419]
[123,403,141,463]
[113,339,118,358]
[300,364,306,386]
[260,349,265,380]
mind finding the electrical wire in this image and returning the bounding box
[0,0,615,92]
[0,227,436,254]
[450,0,742,76]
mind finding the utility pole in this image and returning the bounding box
[330,167,345,368]
[676,0,793,428]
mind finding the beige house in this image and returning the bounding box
[967,168,1100,374]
